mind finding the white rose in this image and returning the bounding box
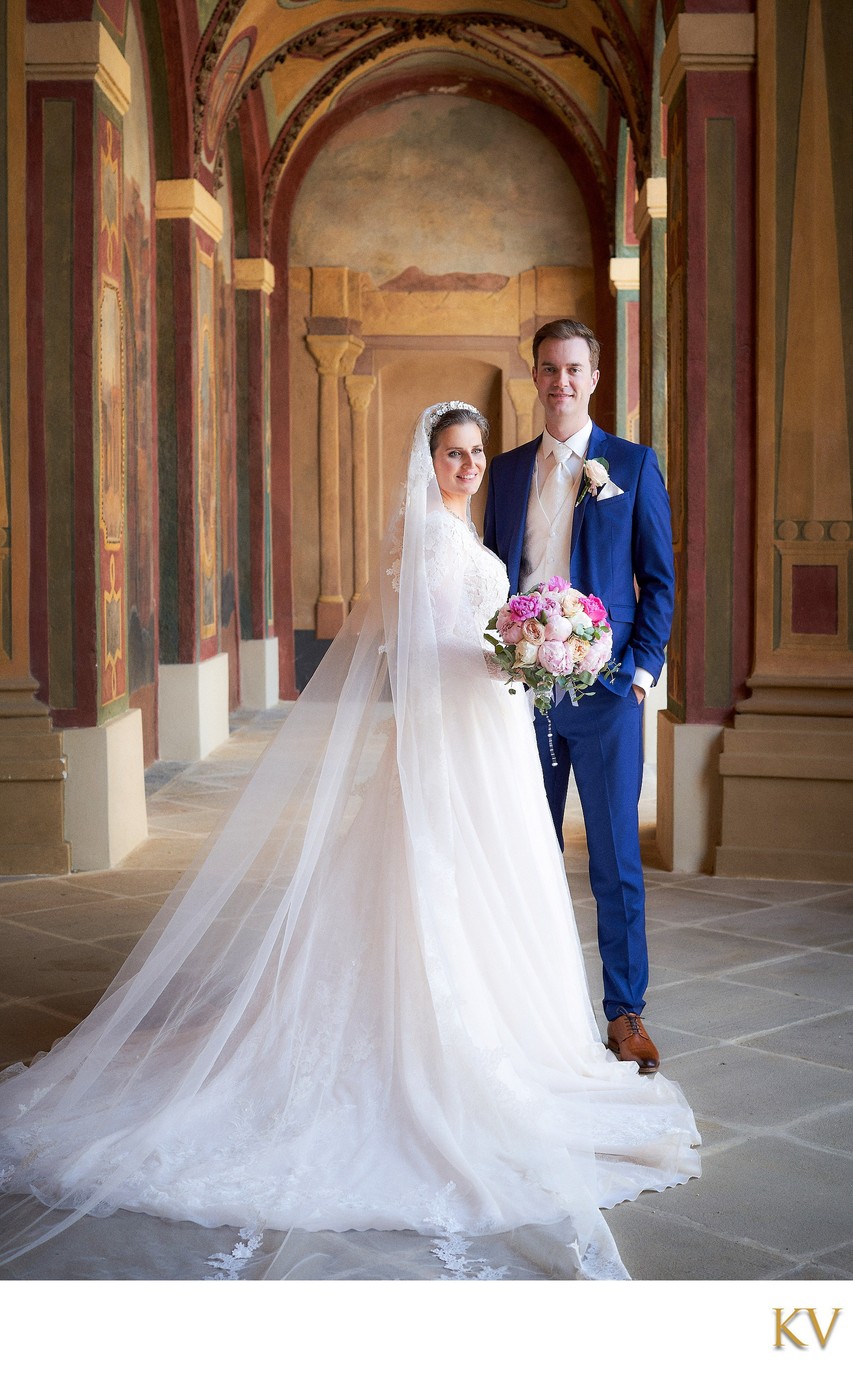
[585,459,609,490]
[513,640,539,667]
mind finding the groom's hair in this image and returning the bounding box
[533,319,601,372]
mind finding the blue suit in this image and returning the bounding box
[484,424,675,1020]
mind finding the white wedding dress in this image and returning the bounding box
[0,407,698,1281]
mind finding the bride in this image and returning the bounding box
[0,403,699,1281]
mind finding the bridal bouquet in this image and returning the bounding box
[485,576,617,714]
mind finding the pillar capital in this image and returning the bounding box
[608,256,640,296]
[26,20,131,116]
[661,13,756,106]
[155,179,223,244]
[234,258,275,295]
[306,333,363,378]
[634,177,667,240]
[344,374,376,412]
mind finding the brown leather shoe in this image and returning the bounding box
[606,1011,660,1074]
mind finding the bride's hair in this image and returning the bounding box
[428,404,490,454]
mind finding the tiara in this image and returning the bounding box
[427,401,481,430]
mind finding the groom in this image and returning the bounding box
[484,319,674,1073]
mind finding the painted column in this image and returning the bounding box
[635,178,668,463]
[716,0,853,880]
[233,256,278,707]
[305,332,363,639]
[154,178,230,760]
[611,121,640,445]
[657,11,756,872]
[344,373,376,606]
[0,8,69,874]
[609,258,640,444]
[24,18,146,870]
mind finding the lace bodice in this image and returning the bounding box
[423,509,509,648]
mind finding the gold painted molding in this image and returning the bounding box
[234,258,276,295]
[25,21,131,117]
[608,257,640,295]
[155,179,223,244]
[634,177,667,239]
[660,13,756,106]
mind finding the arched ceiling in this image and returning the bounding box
[187,2,659,236]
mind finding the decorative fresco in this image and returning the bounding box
[289,93,592,282]
[196,243,218,641]
[97,113,126,707]
[123,3,157,724]
[202,31,254,170]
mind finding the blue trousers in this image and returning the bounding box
[534,682,647,1022]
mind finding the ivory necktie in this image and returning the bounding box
[538,446,581,523]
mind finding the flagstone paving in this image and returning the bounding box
[0,705,850,1281]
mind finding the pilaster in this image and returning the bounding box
[344,374,376,606]
[715,0,853,879]
[234,257,276,678]
[306,331,364,638]
[658,6,756,871]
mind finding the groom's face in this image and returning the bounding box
[533,337,600,438]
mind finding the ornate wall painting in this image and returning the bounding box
[123,2,156,702]
[201,32,254,171]
[196,243,218,641]
[98,112,127,707]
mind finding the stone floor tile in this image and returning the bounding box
[68,869,183,899]
[725,950,853,1005]
[644,887,771,924]
[654,1044,853,1128]
[646,925,794,974]
[0,879,103,918]
[743,1010,853,1070]
[697,904,853,948]
[0,929,126,1000]
[814,1241,853,1274]
[36,987,112,1021]
[785,1103,853,1154]
[670,876,848,905]
[10,897,155,943]
[649,1025,721,1061]
[647,977,831,1040]
[827,938,853,954]
[770,1262,852,1280]
[806,891,853,917]
[631,1134,853,1257]
[605,1200,787,1280]
[0,1002,75,1070]
[119,838,205,870]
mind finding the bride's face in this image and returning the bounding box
[431,422,487,504]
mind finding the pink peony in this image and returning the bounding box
[537,640,570,674]
[577,629,613,675]
[580,593,608,626]
[496,607,515,636]
[507,593,543,622]
[540,596,562,623]
[542,575,571,594]
[502,621,524,645]
[543,614,573,642]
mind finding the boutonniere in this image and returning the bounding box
[575,457,610,506]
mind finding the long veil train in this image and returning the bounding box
[0,406,699,1280]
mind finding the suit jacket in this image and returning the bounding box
[483,424,675,697]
